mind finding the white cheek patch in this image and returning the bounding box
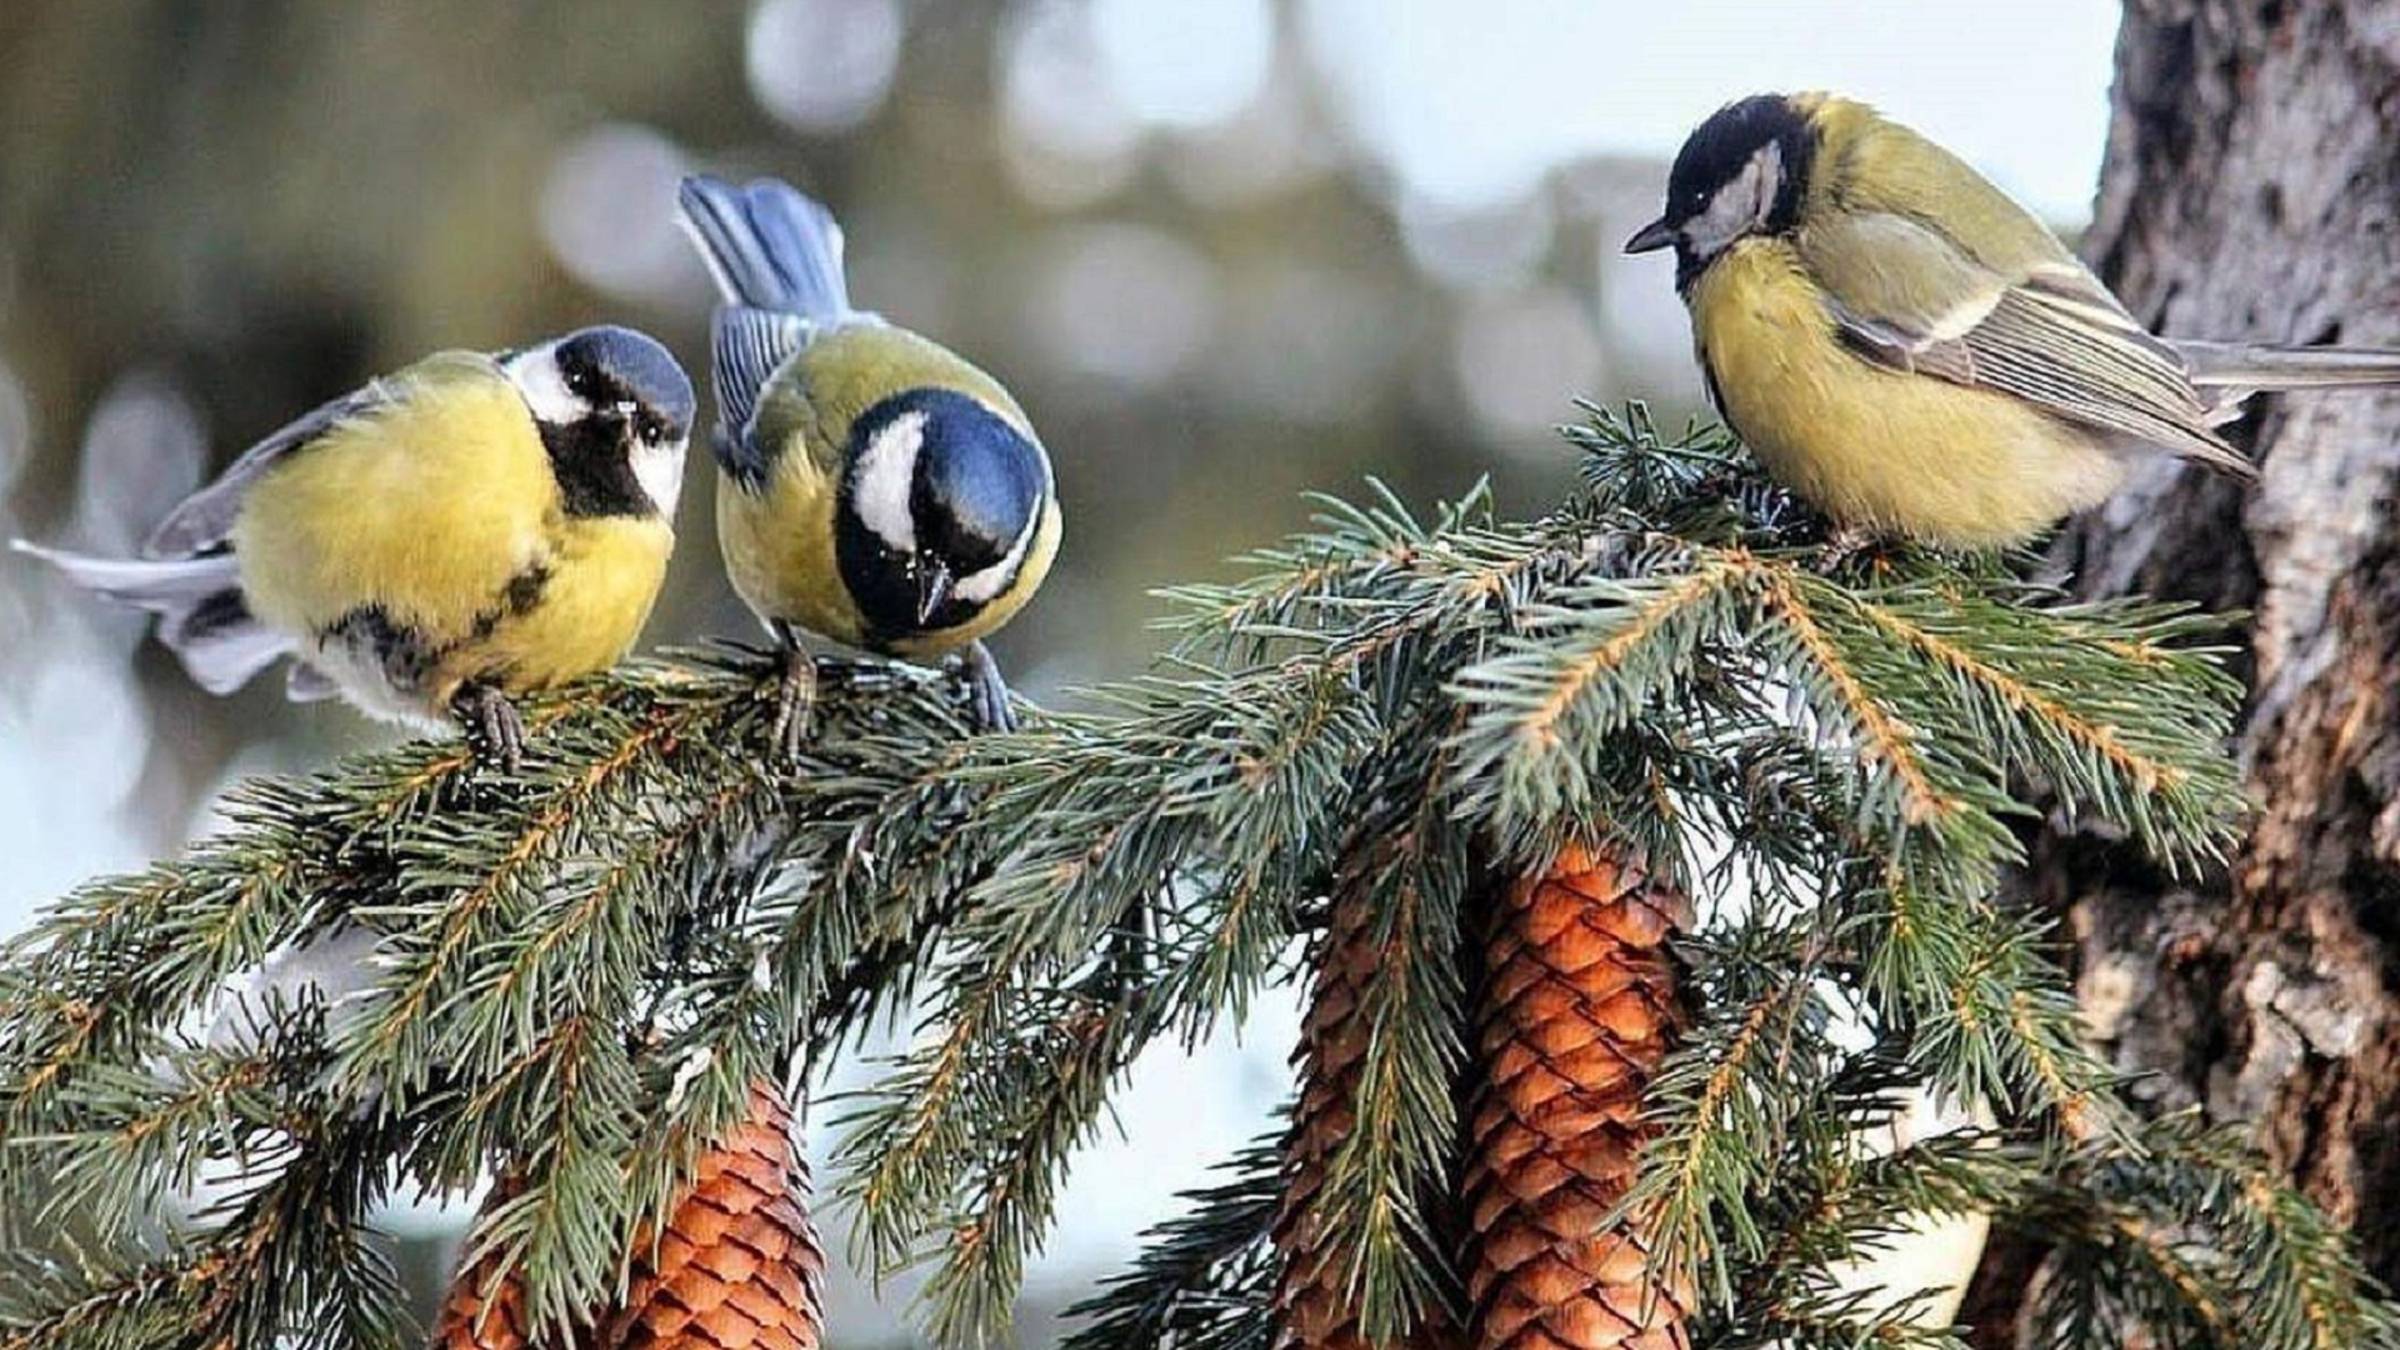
[505,343,585,426]
[951,506,1042,605]
[854,410,926,552]
[1684,140,1785,260]
[635,436,689,520]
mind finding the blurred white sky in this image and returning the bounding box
[1301,0,2120,217]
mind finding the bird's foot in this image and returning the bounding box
[767,641,819,761]
[960,641,1017,733]
[1812,524,1891,577]
[451,682,526,772]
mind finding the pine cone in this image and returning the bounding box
[431,1239,532,1350]
[1271,860,1463,1350]
[1461,843,1691,1350]
[604,1080,827,1350]
[430,1080,826,1350]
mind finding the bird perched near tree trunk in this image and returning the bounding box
[1626,93,2400,549]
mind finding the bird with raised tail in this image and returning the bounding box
[676,174,1061,749]
[1627,93,2400,549]
[14,326,694,767]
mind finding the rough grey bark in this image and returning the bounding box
[2001,0,2400,1331]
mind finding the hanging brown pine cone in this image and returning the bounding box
[431,1177,532,1350]
[1270,857,1462,1350]
[430,1080,826,1350]
[432,1245,533,1350]
[1460,842,1691,1350]
[603,1079,827,1349]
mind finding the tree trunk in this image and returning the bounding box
[2009,0,2400,1330]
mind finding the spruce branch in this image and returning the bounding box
[2018,1115,2400,1350]
[0,651,977,1345]
[833,661,1397,1324]
[1448,558,1757,837]
[3,403,2381,1350]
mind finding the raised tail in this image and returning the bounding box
[11,541,286,694]
[2174,338,2400,390]
[675,175,851,320]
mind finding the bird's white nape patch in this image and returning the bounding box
[853,410,926,552]
[635,434,689,521]
[952,504,1042,606]
[505,342,586,425]
[1684,139,1785,262]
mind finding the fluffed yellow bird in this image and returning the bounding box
[1626,93,2400,548]
[15,327,694,765]
[677,175,1060,746]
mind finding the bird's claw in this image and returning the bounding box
[1812,524,1887,576]
[767,643,818,761]
[452,683,526,772]
[961,641,1017,733]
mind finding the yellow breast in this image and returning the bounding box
[232,360,555,641]
[1689,241,2123,548]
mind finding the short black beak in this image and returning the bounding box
[914,558,956,626]
[1624,217,1676,255]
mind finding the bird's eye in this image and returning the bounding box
[639,418,663,445]
[566,368,595,397]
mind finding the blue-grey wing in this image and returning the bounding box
[142,380,396,559]
[710,305,809,487]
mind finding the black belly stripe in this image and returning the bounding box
[323,604,439,695]
[470,563,552,641]
[319,561,554,694]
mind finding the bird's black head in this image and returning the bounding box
[834,387,1050,643]
[1624,94,1816,290]
[509,325,696,520]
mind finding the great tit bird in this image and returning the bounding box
[676,175,1060,746]
[14,327,694,765]
[1626,93,2400,549]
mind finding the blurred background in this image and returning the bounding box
[0,0,2117,1339]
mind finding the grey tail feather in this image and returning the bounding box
[2174,339,2400,389]
[676,174,851,319]
[12,540,287,694]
